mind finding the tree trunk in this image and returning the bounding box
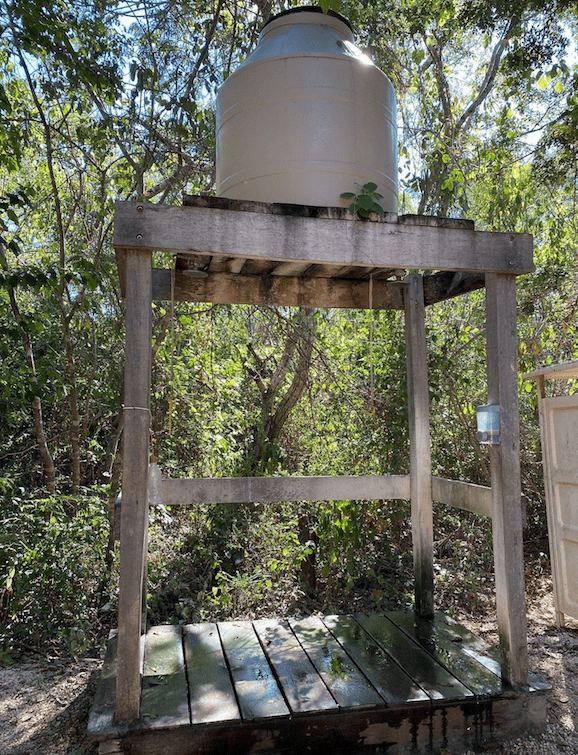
[4,275,56,494]
[245,308,317,475]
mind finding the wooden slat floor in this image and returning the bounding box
[88,611,549,755]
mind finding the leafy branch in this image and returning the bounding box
[340,182,385,218]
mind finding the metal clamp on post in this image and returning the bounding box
[476,404,501,445]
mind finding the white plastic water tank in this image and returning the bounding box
[215,6,398,211]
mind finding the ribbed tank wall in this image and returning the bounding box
[215,7,398,211]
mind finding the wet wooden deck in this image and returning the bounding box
[88,611,549,755]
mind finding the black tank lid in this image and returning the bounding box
[261,5,354,33]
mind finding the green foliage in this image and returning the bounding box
[340,182,385,218]
[318,0,344,13]
[146,503,310,623]
[0,484,112,657]
[0,0,576,646]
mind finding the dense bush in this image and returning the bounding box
[0,481,112,661]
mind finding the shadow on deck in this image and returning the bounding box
[88,611,549,755]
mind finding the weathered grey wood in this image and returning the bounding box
[485,273,528,688]
[161,474,410,505]
[114,201,534,274]
[405,274,434,619]
[289,616,384,710]
[524,359,578,381]
[181,194,472,229]
[89,614,548,753]
[356,613,473,702]
[271,260,314,276]
[87,633,119,738]
[156,473,519,516]
[422,271,485,304]
[387,612,504,698]
[434,612,551,693]
[432,476,527,524]
[141,625,190,729]
[151,268,487,310]
[432,477,492,516]
[252,618,338,715]
[183,623,241,725]
[95,691,548,755]
[88,631,146,739]
[98,742,123,754]
[322,615,429,705]
[116,248,153,721]
[151,268,405,309]
[205,254,246,274]
[217,620,290,721]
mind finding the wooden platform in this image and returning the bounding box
[88,611,548,754]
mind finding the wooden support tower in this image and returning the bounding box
[88,197,546,754]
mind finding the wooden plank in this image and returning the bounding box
[217,620,290,721]
[123,476,513,528]
[356,613,473,701]
[288,616,384,710]
[151,268,404,309]
[485,273,529,688]
[321,615,430,705]
[116,248,152,721]
[405,274,434,619]
[183,623,240,725]
[87,633,119,738]
[88,631,146,740]
[432,477,527,524]
[114,201,534,274]
[148,267,486,310]
[524,359,578,381]
[252,618,338,715]
[432,477,492,517]
[161,474,411,506]
[98,742,123,754]
[386,612,504,698]
[206,255,245,274]
[434,613,550,692]
[141,625,190,729]
[181,195,469,229]
[399,214,475,230]
[270,260,313,276]
[94,692,548,755]
[422,270,485,304]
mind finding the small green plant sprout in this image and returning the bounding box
[319,0,343,13]
[340,182,385,218]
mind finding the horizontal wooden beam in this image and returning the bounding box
[151,268,405,309]
[422,271,485,305]
[432,476,527,524]
[113,474,528,538]
[524,359,578,381]
[150,269,487,309]
[161,475,411,505]
[112,475,521,513]
[114,202,534,275]
[432,477,493,517]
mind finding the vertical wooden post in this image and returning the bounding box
[485,273,529,688]
[405,274,434,619]
[115,248,152,721]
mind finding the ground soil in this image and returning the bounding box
[1,574,577,755]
